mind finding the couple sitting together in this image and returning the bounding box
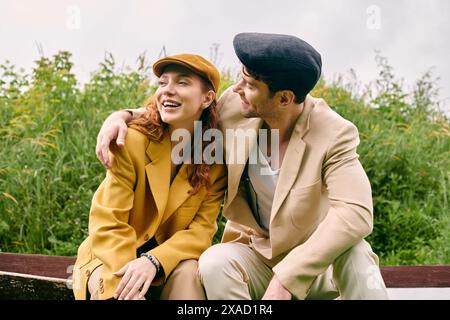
[72,32,388,300]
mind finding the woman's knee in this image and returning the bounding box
[87,265,103,300]
[173,259,199,278]
[161,259,205,300]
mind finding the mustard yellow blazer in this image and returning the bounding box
[72,127,227,300]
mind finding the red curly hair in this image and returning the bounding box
[129,84,219,195]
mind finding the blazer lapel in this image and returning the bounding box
[270,96,315,223]
[226,118,263,204]
[144,131,201,225]
[161,164,194,224]
[145,131,171,216]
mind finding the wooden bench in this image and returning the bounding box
[1,252,449,300]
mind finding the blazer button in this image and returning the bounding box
[99,278,103,284]
[99,287,104,294]
[144,234,149,241]
[85,270,91,277]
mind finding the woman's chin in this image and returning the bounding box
[160,114,177,124]
[161,116,184,128]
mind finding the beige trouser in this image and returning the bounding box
[88,259,205,300]
[198,240,389,300]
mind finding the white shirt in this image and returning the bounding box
[247,145,280,231]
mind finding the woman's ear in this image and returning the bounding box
[202,90,216,109]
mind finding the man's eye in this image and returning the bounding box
[179,81,188,85]
[158,81,167,86]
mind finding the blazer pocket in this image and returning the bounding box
[176,205,200,217]
[177,195,202,215]
[163,208,195,235]
[289,179,322,196]
[286,179,322,230]
[174,207,198,230]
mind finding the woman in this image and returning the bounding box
[72,54,226,300]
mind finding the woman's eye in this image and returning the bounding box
[179,81,188,85]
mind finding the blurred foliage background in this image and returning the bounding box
[0,50,448,265]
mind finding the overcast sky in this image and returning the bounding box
[1,0,449,112]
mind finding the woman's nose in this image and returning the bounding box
[160,81,176,95]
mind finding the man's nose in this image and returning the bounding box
[232,79,244,93]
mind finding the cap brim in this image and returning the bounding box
[153,58,199,78]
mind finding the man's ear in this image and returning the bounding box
[202,90,216,109]
[277,90,295,108]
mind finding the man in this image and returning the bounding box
[96,33,388,300]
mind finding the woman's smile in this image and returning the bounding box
[161,99,182,112]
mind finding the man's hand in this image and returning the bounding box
[96,110,132,169]
[262,275,292,300]
[113,256,157,300]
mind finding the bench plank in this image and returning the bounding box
[1,253,449,299]
[381,266,450,288]
[0,252,75,279]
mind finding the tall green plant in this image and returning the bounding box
[1,51,448,266]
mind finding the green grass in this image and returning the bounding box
[1,51,449,265]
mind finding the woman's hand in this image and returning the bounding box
[113,256,157,300]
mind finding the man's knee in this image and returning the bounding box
[332,240,387,299]
[198,243,244,280]
[198,243,258,299]
[198,244,231,273]
[333,240,382,286]
[335,240,378,268]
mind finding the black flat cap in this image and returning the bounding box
[233,32,322,100]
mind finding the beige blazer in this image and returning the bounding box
[217,88,373,299]
[72,128,226,299]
